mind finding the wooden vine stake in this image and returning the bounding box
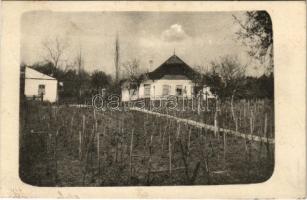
[70,116,74,134]
[94,109,97,131]
[97,131,100,179]
[54,129,59,185]
[264,113,270,160]
[223,127,227,168]
[214,111,218,138]
[146,134,153,185]
[249,109,254,162]
[79,130,82,160]
[188,127,192,152]
[161,118,168,152]
[250,110,254,141]
[129,128,134,183]
[176,122,181,140]
[168,133,172,178]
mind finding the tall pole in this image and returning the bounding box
[115,33,120,82]
[78,45,83,104]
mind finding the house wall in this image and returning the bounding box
[121,88,130,102]
[137,79,194,99]
[138,80,154,99]
[121,80,216,102]
[121,88,139,102]
[25,79,58,102]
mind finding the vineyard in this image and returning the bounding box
[20,99,274,186]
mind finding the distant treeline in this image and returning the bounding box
[21,62,273,103]
[203,72,274,100]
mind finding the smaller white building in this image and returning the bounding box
[24,67,58,102]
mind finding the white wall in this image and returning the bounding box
[121,88,130,102]
[25,79,58,102]
[138,80,154,99]
[155,79,193,98]
[138,79,194,99]
[121,79,216,102]
[121,88,139,102]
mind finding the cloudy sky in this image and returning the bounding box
[21,11,266,77]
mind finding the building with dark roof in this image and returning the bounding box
[121,54,214,101]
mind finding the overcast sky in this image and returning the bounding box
[21,11,267,77]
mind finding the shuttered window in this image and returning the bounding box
[162,85,171,96]
[144,84,151,97]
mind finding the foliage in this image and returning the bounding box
[91,70,112,91]
[202,55,273,100]
[233,11,273,71]
[205,72,273,100]
[208,56,246,100]
[122,59,145,90]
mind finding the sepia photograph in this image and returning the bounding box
[0,0,305,198]
[19,10,275,187]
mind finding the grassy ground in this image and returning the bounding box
[19,101,274,186]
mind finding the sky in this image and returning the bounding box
[21,11,267,77]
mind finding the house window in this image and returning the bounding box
[144,84,151,97]
[38,84,45,96]
[176,85,183,96]
[162,85,171,96]
[130,89,137,96]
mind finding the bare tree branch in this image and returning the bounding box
[42,36,69,73]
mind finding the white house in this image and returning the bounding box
[121,54,215,101]
[24,67,58,102]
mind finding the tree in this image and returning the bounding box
[123,59,142,82]
[42,36,69,74]
[114,33,120,82]
[210,55,246,100]
[191,65,207,96]
[32,62,56,77]
[210,56,247,127]
[75,46,84,102]
[258,73,274,99]
[233,11,273,72]
[122,59,144,100]
[91,70,112,93]
[204,71,223,97]
[122,59,144,88]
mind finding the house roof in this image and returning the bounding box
[147,54,198,80]
[159,74,190,80]
[25,67,56,80]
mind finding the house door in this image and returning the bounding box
[38,84,45,96]
[38,84,45,101]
